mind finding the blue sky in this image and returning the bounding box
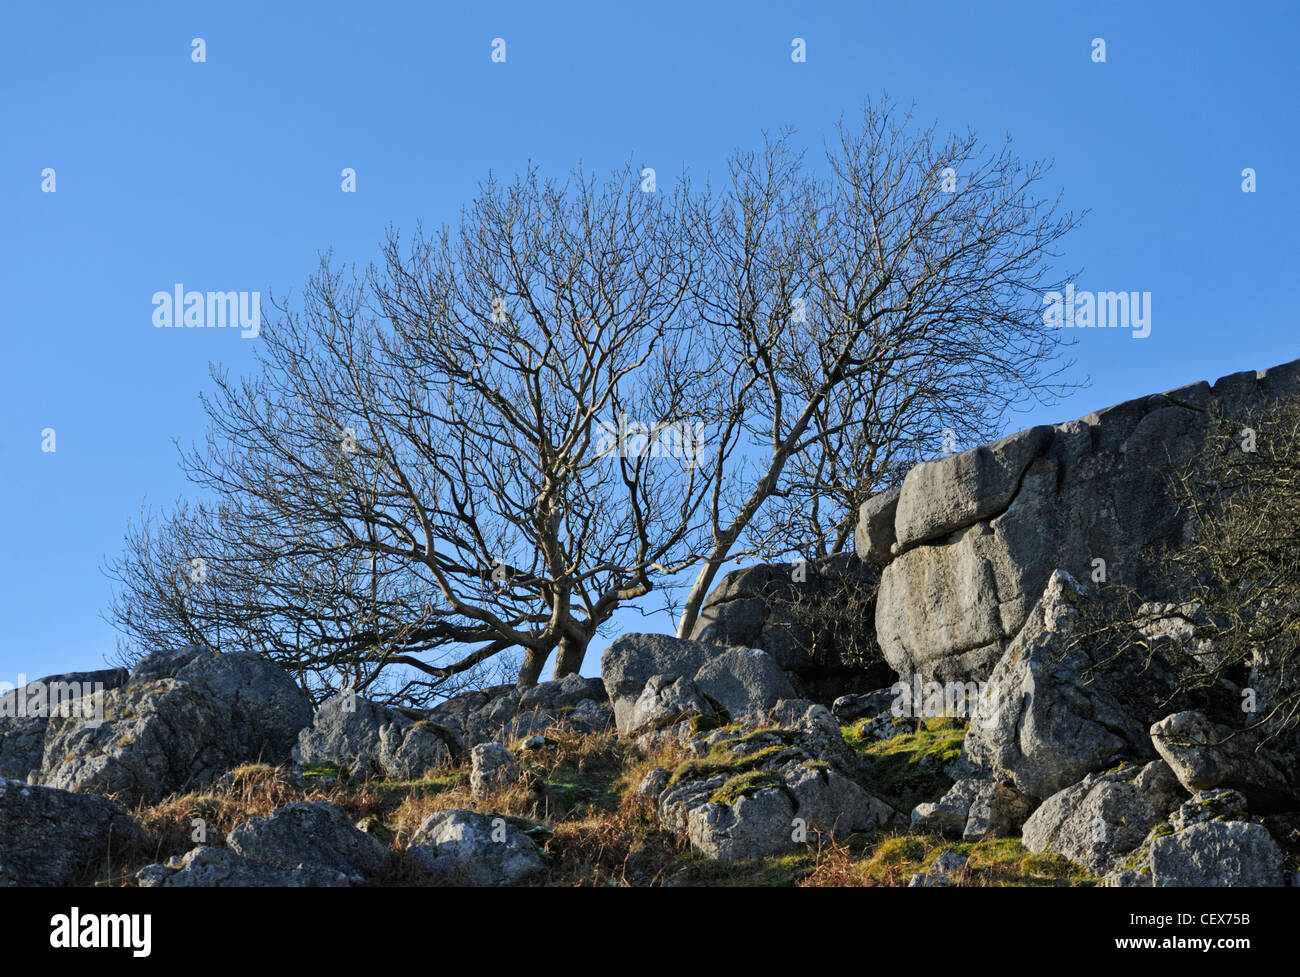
[1,1,1296,686]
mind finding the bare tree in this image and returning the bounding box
[674,98,1082,637]
[108,163,720,697]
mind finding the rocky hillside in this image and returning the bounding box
[3,359,1299,887]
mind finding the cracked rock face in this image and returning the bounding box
[1148,821,1286,887]
[963,571,1182,800]
[39,679,235,805]
[869,359,1300,682]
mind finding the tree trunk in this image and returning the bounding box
[676,560,722,639]
[552,633,588,680]
[516,647,551,687]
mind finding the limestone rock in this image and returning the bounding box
[872,360,1300,681]
[1021,762,1184,876]
[136,846,351,887]
[855,486,901,564]
[1149,821,1285,887]
[39,679,233,805]
[0,778,142,886]
[1150,711,1296,812]
[293,693,460,781]
[0,668,128,782]
[227,801,389,883]
[964,571,1178,800]
[470,742,522,799]
[911,778,1031,841]
[405,809,546,886]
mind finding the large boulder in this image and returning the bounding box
[33,647,316,804]
[601,635,795,745]
[405,809,546,885]
[136,846,352,887]
[1148,821,1286,887]
[601,634,732,732]
[964,571,1181,800]
[165,648,313,764]
[1021,761,1185,876]
[870,360,1300,682]
[294,693,461,781]
[0,668,127,781]
[0,778,143,885]
[1150,711,1297,812]
[39,679,234,805]
[227,801,389,883]
[688,554,891,700]
[693,647,797,719]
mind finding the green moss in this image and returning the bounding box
[300,761,341,779]
[688,713,722,735]
[669,742,800,787]
[843,717,967,810]
[231,763,272,781]
[859,833,1094,887]
[709,768,785,805]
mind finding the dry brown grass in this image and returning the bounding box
[102,763,389,884]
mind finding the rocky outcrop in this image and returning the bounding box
[405,809,546,885]
[0,778,142,886]
[688,554,891,699]
[32,646,314,805]
[293,693,461,781]
[868,360,1300,682]
[602,635,796,748]
[426,673,611,747]
[964,571,1181,800]
[0,668,128,782]
[39,679,234,805]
